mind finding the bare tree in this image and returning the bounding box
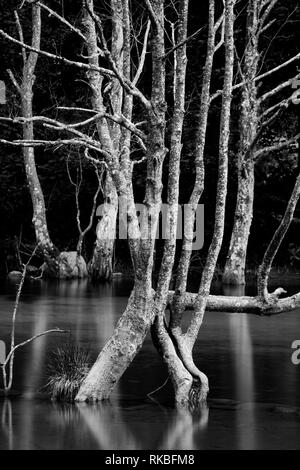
[223,0,300,285]
[5,4,88,279]
[0,0,300,409]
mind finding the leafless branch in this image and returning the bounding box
[164,26,205,59]
[14,10,26,64]
[132,20,151,85]
[4,329,67,367]
[258,173,300,302]
[254,133,300,160]
[83,0,151,110]
[259,74,300,103]
[210,51,300,102]
[143,0,159,29]
[36,1,87,42]
[7,69,21,94]
[0,27,114,78]
[258,0,279,34]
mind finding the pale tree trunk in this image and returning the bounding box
[18,4,87,278]
[3,0,300,407]
[222,161,255,285]
[21,5,58,265]
[165,0,235,407]
[167,0,218,407]
[223,0,259,285]
[150,0,193,407]
[88,0,121,282]
[76,0,167,401]
[151,0,231,408]
[77,0,236,407]
[183,0,235,405]
[89,173,118,282]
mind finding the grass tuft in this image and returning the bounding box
[44,344,91,402]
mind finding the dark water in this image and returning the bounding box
[0,277,300,450]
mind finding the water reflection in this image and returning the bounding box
[1,399,13,450]
[224,285,257,449]
[160,406,209,450]
[0,279,300,449]
[76,402,138,449]
[0,398,209,450]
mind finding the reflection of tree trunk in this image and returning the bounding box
[89,174,118,282]
[1,399,13,450]
[77,402,138,449]
[225,284,257,449]
[160,407,209,450]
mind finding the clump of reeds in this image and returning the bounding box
[44,344,90,402]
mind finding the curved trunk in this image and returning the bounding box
[151,317,209,409]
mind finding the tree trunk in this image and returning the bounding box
[89,174,118,282]
[223,160,254,284]
[21,5,57,264]
[77,0,167,402]
[166,0,216,408]
[20,5,87,279]
[87,0,122,282]
[223,0,259,285]
[76,276,153,401]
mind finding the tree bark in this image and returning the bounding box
[223,161,255,284]
[150,0,194,408]
[76,0,167,402]
[19,4,87,278]
[167,0,217,407]
[21,5,57,263]
[76,276,153,401]
[175,0,236,406]
[83,0,119,282]
[89,173,118,282]
[168,288,300,315]
[223,0,259,285]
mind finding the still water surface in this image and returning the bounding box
[0,278,300,449]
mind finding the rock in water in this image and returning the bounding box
[7,270,23,281]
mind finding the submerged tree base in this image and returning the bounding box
[222,267,246,286]
[43,251,88,280]
[89,250,114,283]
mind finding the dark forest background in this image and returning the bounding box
[0,0,299,278]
